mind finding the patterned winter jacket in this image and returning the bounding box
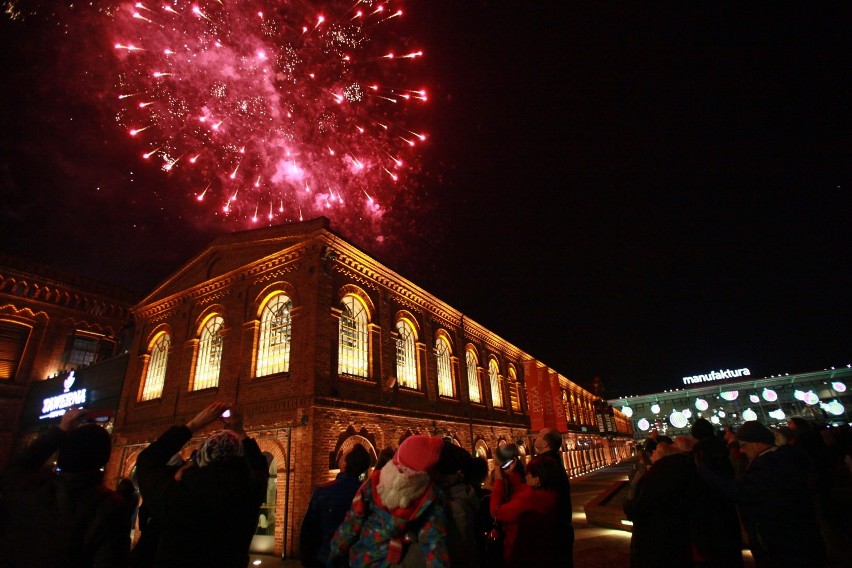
[327,469,450,567]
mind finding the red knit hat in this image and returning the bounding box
[393,435,444,472]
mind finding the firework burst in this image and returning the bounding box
[111,0,427,227]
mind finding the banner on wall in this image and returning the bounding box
[548,370,568,432]
[524,361,546,431]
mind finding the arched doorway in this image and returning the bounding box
[250,452,277,554]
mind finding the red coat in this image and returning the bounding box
[490,473,558,567]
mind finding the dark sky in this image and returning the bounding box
[1,1,850,398]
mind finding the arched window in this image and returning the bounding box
[507,366,521,411]
[193,315,224,390]
[256,293,292,377]
[395,319,418,389]
[466,348,481,403]
[489,358,504,408]
[140,331,170,401]
[435,335,454,397]
[339,295,369,377]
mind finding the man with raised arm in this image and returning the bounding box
[135,402,269,568]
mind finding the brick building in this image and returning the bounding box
[108,217,632,557]
[0,253,137,468]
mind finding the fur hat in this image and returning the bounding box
[736,421,775,445]
[393,435,444,473]
[57,424,112,473]
[196,429,244,467]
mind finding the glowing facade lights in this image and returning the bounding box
[650,403,661,414]
[832,381,847,393]
[768,408,786,420]
[742,408,758,421]
[682,409,692,419]
[669,411,688,429]
[749,394,760,403]
[638,418,650,431]
[762,388,777,402]
[825,400,845,416]
[710,416,720,424]
[621,406,633,418]
[695,398,709,411]
[803,391,819,405]
[720,390,738,401]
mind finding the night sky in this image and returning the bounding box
[1,1,850,398]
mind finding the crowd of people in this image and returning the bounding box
[625,418,852,568]
[317,428,575,568]
[0,404,575,568]
[5,402,847,568]
[0,402,269,568]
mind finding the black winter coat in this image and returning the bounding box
[699,445,827,568]
[135,426,269,568]
[624,452,697,568]
[0,427,133,568]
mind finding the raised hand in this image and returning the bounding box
[186,402,230,433]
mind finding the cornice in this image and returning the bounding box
[324,237,535,367]
[135,245,307,319]
[0,303,50,322]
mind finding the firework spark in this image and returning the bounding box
[111,0,427,227]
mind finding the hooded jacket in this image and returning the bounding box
[328,468,449,567]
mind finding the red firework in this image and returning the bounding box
[112,0,427,225]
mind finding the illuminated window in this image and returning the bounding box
[62,331,116,369]
[339,295,368,377]
[395,319,418,389]
[489,358,504,408]
[436,336,454,397]
[193,315,224,390]
[466,348,481,403]
[0,320,30,381]
[140,332,170,401]
[256,294,292,377]
[507,366,520,411]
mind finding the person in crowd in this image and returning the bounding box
[462,456,492,565]
[690,418,744,568]
[490,455,561,566]
[673,435,696,453]
[299,443,371,568]
[135,402,269,568]
[624,436,697,568]
[328,434,449,567]
[782,417,847,566]
[723,426,748,479]
[374,446,397,472]
[533,428,574,567]
[0,407,134,567]
[130,453,186,568]
[697,420,827,568]
[405,440,479,566]
[627,446,652,500]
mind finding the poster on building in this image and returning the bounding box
[524,361,546,431]
[548,370,568,432]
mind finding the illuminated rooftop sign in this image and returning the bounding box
[683,368,750,385]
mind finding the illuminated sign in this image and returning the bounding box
[682,368,750,385]
[40,371,87,420]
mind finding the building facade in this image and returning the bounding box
[110,218,633,557]
[609,367,852,440]
[0,253,137,468]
